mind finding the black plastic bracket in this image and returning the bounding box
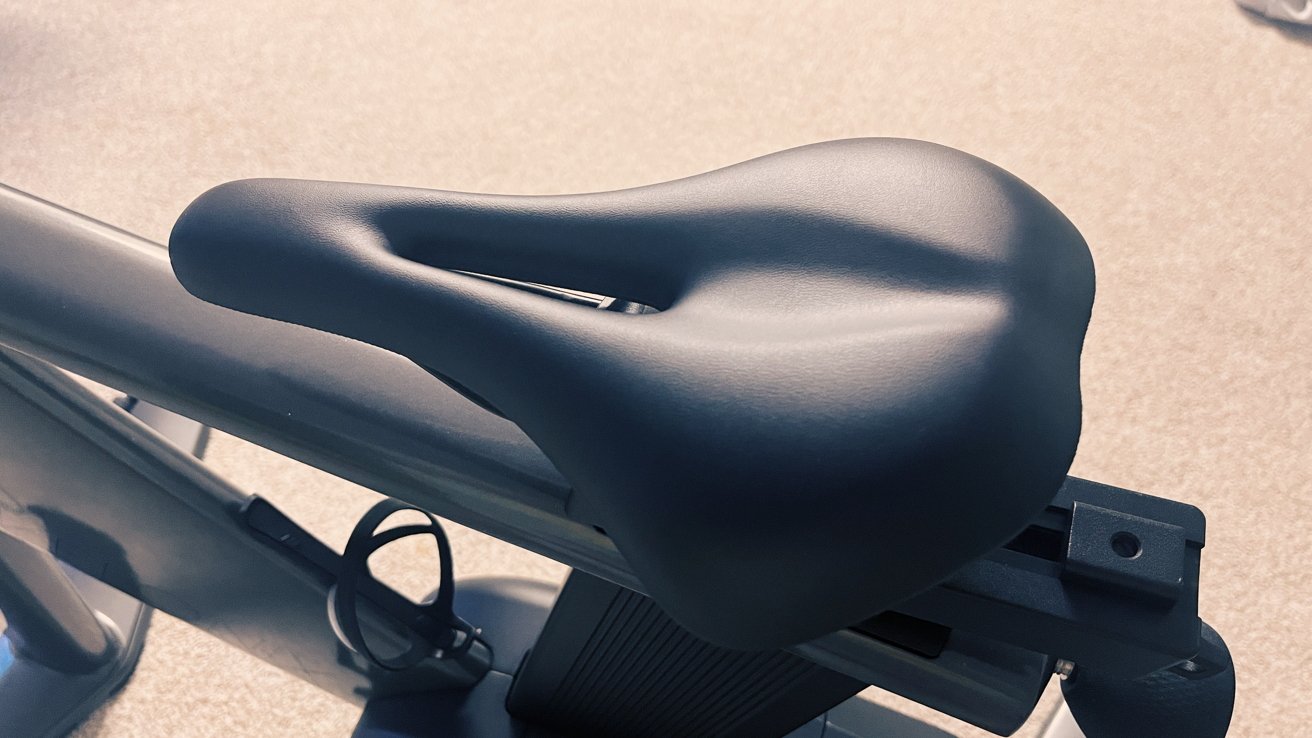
[1063,501,1186,601]
[891,477,1205,679]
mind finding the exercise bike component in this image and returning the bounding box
[328,498,478,671]
[0,137,1237,736]
[0,393,203,738]
[171,137,1096,650]
[1061,621,1235,738]
[505,570,866,738]
[0,347,493,704]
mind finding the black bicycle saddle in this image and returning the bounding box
[170,138,1095,649]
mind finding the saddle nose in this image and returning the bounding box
[170,138,1095,649]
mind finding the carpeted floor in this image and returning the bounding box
[1,2,1309,736]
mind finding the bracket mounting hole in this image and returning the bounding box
[1110,531,1142,559]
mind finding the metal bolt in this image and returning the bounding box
[1054,659,1076,680]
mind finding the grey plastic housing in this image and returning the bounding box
[170,138,1096,649]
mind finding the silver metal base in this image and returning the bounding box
[0,564,151,738]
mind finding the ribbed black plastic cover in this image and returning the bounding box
[506,571,863,737]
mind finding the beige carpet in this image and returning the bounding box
[2,1,1309,736]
